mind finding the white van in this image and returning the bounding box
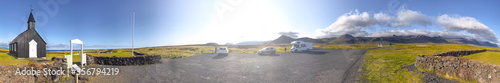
[290,40,313,52]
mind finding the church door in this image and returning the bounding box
[29,39,37,58]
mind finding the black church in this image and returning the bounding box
[9,11,47,59]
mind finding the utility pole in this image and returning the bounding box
[132,10,135,56]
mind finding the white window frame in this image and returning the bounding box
[13,43,16,52]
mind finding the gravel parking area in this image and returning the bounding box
[90,49,367,83]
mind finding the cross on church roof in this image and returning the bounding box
[30,5,33,12]
[27,5,35,23]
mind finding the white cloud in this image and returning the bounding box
[374,13,393,26]
[317,10,377,38]
[317,9,434,38]
[46,42,131,50]
[374,9,432,27]
[0,42,8,49]
[394,9,432,27]
[316,9,497,44]
[368,29,474,39]
[437,14,498,42]
[47,43,69,48]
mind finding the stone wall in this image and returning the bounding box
[0,57,67,83]
[433,49,487,57]
[87,55,161,66]
[415,51,500,83]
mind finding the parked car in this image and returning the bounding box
[258,47,276,55]
[218,47,229,55]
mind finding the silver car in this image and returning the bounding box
[218,47,229,55]
[258,47,276,55]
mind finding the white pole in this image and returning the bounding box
[132,10,135,56]
[70,42,73,56]
[81,44,84,66]
[81,44,83,56]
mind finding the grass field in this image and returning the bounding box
[0,53,83,66]
[359,44,500,82]
[132,45,291,59]
[0,48,8,52]
[87,52,136,57]
[43,44,292,59]
[0,48,83,65]
[46,54,81,63]
[462,52,500,65]
[0,53,31,65]
[314,43,381,49]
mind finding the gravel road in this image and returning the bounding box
[90,49,367,83]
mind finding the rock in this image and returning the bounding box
[414,50,500,82]
[89,55,161,66]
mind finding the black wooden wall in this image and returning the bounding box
[11,29,46,58]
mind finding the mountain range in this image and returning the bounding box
[265,34,498,47]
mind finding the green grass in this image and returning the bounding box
[0,49,82,65]
[359,44,500,82]
[134,46,216,59]
[462,52,500,65]
[0,53,31,65]
[87,52,136,57]
[225,45,291,54]
[81,45,293,59]
[0,48,8,52]
[314,43,380,49]
[46,54,81,63]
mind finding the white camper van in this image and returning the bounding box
[290,40,313,52]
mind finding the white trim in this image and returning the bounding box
[13,43,16,52]
[70,39,83,44]
[70,39,86,66]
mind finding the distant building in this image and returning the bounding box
[378,43,396,47]
[9,11,46,59]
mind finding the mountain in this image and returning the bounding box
[180,42,219,46]
[224,43,234,45]
[338,34,354,39]
[297,37,324,43]
[377,35,448,43]
[320,34,497,47]
[270,35,296,44]
[445,38,497,47]
[235,41,271,45]
[270,35,324,44]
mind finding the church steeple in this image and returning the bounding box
[27,9,35,30]
[28,12,35,23]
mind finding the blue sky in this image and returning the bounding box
[1,0,499,50]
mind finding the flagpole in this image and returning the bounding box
[132,10,135,56]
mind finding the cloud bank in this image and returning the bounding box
[317,9,498,43]
[436,14,497,42]
[317,10,377,38]
[368,29,473,39]
[278,31,299,38]
[46,43,129,50]
[0,42,8,49]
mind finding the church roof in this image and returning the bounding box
[10,29,46,44]
[27,12,35,23]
